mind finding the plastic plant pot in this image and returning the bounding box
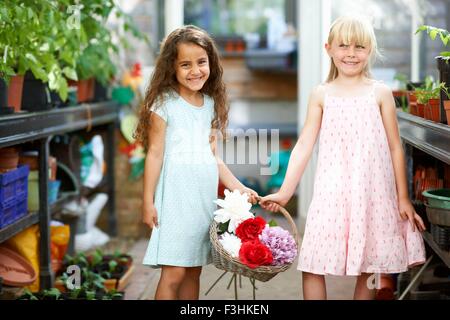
[422,189,450,209]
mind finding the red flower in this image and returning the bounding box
[239,240,273,269]
[235,216,266,242]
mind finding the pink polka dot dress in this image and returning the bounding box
[297,82,426,276]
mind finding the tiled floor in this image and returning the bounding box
[123,210,357,300]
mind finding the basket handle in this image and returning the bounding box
[256,197,299,249]
[277,206,299,249]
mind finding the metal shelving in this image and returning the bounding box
[0,101,119,289]
[397,111,450,165]
[397,110,450,298]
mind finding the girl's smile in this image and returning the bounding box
[326,40,370,77]
[175,42,210,98]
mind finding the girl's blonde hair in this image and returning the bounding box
[326,15,379,82]
[134,25,228,151]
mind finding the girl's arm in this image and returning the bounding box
[210,134,259,204]
[260,85,324,211]
[378,83,425,232]
[142,113,166,228]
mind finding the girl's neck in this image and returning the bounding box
[333,74,370,87]
[177,87,203,105]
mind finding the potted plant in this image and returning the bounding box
[393,73,409,112]
[0,1,24,113]
[73,0,148,103]
[416,25,450,123]
[0,1,81,112]
[414,77,450,122]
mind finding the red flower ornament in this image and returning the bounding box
[239,240,273,268]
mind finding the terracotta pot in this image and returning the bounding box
[7,75,24,112]
[444,100,450,125]
[0,147,19,172]
[417,103,425,118]
[409,102,418,116]
[424,103,432,120]
[407,91,417,115]
[87,78,95,101]
[68,79,89,103]
[407,91,417,103]
[428,98,441,122]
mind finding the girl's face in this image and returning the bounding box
[175,42,210,95]
[326,38,370,78]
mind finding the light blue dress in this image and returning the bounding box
[142,90,219,268]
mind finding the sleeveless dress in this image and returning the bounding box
[297,82,426,275]
[142,90,219,268]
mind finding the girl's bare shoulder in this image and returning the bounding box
[372,80,394,105]
[310,83,328,107]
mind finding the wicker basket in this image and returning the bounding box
[210,206,299,282]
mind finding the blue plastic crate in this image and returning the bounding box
[0,165,29,229]
[0,193,28,229]
[0,165,30,204]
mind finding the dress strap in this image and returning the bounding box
[322,82,330,102]
[370,80,380,96]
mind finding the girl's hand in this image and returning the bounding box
[398,198,426,232]
[241,187,259,205]
[259,193,289,212]
[143,204,158,229]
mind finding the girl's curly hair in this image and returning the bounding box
[134,25,229,151]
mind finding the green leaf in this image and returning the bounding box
[86,290,96,300]
[58,79,68,101]
[430,29,438,40]
[218,221,230,234]
[443,35,450,47]
[268,219,278,227]
[62,66,77,80]
[415,25,427,34]
[25,53,38,64]
[109,260,118,271]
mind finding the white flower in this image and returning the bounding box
[213,189,254,233]
[218,233,242,258]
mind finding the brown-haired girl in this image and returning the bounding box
[135,25,258,300]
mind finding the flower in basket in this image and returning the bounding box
[213,189,254,233]
[239,239,273,269]
[213,189,298,269]
[218,233,241,258]
[260,226,297,266]
[235,216,266,242]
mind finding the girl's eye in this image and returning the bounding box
[356,45,365,49]
[199,60,207,65]
[339,44,349,48]
[181,64,189,68]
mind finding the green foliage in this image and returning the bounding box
[0,0,148,100]
[268,219,278,227]
[218,220,230,234]
[416,25,450,59]
[0,0,82,100]
[414,76,450,104]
